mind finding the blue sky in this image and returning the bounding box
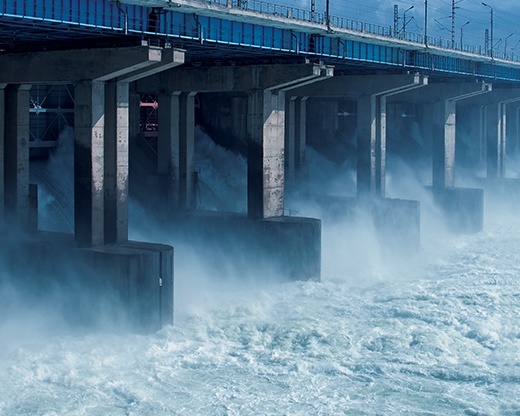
[278,0,520,55]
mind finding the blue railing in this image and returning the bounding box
[2,0,520,80]
[189,0,520,63]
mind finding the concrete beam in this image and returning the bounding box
[4,84,31,229]
[116,47,185,83]
[0,45,166,84]
[395,82,492,103]
[135,63,332,93]
[288,73,425,98]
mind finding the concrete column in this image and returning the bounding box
[178,92,196,210]
[430,99,456,188]
[74,80,105,247]
[296,97,308,174]
[421,104,434,156]
[285,97,296,181]
[128,85,141,147]
[0,84,5,223]
[285,96,307,181]
[248,89,285,219]
[356,94,376,195]
[158,91,179,207]
[4,84,31,229]
[158,91,196,211]
[104,81,129,244]
[377,96,387,196]
[479,105,486,166]
[485,103,501,179]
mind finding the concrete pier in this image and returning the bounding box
[0,43,184,331]
[459,88,520,214]
[4,84,31,229]
[134,62,332,281]
[1,233,173,332]
[289,73,427,250]
[393,81,491,233]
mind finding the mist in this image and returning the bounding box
[2,99,517,340]
[2,99,520,415]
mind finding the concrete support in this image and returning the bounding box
[4,84,31,229]
[137,63,331,218]
[356,78,428,197]
[398,82,491,188]
[129,87,141,147]
[104,81,130,244]
[430,99,457,188]
[74,80,105,247]
[469,95,520,179]
[291,74,428,197]
[485,102,502,179]
[285,96,307,181]
[397,83,491,233]
[158,91,196,210]
[0,45,183,332]
[248,89,285,218]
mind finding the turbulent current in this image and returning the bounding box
[1,208,519,415]
[2,129,520,415]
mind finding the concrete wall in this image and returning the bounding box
[1,233,174,333]
[166,211,321,282]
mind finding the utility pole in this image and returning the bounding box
[460,21,470,46]
[394,5,399,37]
[325,0,330,30]
[485,28,489,56]
[482,3,493,59]
[451,0,456,48]
[424,0,428,46]
[403,5,414,39]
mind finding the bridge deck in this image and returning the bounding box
[1,0,520,82]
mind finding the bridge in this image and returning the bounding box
[1,0,520,331]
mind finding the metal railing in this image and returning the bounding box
[2,0,520,65]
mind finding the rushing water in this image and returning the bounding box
[2,130,520,415]
[1,200,519,415]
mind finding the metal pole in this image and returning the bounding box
[325,0,330,29]
[505,33,514,57]
[482,3,493,59]
[460,21,469,47]
[424,0,428,46]
[451,0,455,48]
[394,5,399,37]
[403,5,414,39]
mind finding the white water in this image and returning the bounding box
[1,216,519,415]
[2,131,520,415]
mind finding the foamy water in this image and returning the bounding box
[1,212,519,415]
[4,128,520,415]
